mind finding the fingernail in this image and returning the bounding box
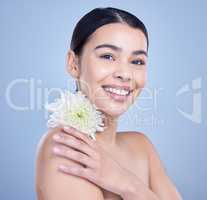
[53,134,60,140]
[59,165,68,170]
[63,126,72,132]
[53,146,60,153]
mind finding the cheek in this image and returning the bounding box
[83,56,112,83]
[133,70,147,89]
[79,60,111,96]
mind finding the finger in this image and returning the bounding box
[58,164,94,181]
[52,144,96,168]
[53,133,97,158]
[62,126,96,149]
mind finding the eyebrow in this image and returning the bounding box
[94,43,148,57]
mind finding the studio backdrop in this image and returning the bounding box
[1,0,206,200]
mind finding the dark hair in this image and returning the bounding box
[70,7,149,57]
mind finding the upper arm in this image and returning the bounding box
[35,129,104,200]
[135,132,183,200]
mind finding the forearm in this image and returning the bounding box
[120,176,160,200]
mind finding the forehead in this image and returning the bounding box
[85,23,147,52]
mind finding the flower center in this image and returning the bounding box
[77,111,84,119]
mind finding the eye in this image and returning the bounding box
[131,59,145,65]
[99,54,114,61]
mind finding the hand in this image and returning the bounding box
[51,125,135,196]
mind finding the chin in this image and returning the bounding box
[94,98,130,118]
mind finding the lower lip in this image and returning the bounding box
[103,88,131,103]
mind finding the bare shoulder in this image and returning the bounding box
[117,131,183,200]
[117,131,151,154]
[35,127,104,200]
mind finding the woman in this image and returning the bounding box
[35,7,183,200]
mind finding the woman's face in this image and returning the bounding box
[69,23,148,117]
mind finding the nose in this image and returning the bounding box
[113,68,132,82]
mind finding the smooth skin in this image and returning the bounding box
[35,23,183,200]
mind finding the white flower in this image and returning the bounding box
[45,90,106,140]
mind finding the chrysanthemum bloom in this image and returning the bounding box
[45,90,106,140]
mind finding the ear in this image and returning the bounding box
[66,49,80,79]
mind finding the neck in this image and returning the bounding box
[95,112,118,148]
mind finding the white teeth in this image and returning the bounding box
[103,87,130,96]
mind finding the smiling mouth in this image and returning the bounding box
[101,85,133,103]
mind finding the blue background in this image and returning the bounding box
[1,0,206,199]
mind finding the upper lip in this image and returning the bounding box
[102,84,133,92]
